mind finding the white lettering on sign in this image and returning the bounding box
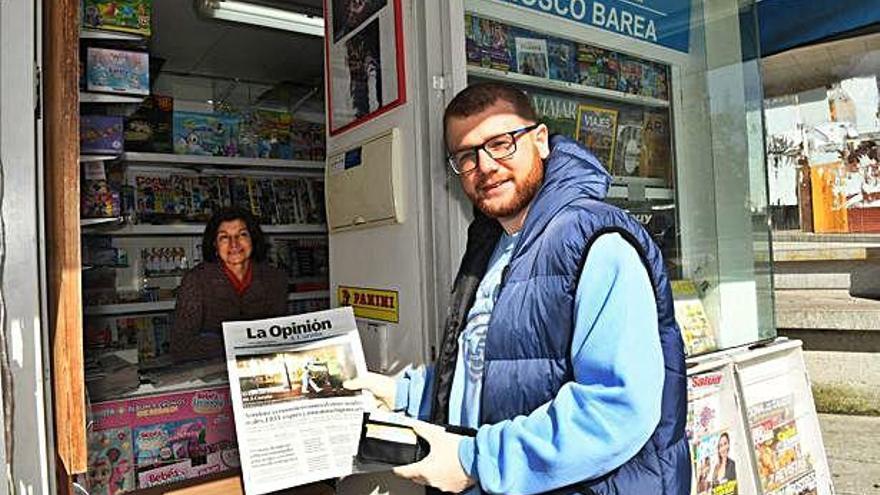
[592,2,657,42]
[511,0,588,20]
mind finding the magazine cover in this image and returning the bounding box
[464,14,514,71]
[547,38,578,83]
[577,44,619,90]
[641,111,673,183]
[86,47,150,96]
[576,104,619,169]
[514,36,549,78]
[90,387,239,491]
[530,92,579,139]
[617,55,644,95]
[671,280,717,356]
[687,369,749,495]
[223,307,369,494]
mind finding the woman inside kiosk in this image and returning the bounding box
[171,207,288,363]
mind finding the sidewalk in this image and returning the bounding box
[818,414,880,494]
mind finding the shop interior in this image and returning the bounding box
[77,0,330,492]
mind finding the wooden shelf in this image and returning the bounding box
[79,91,145,104]
[119,152,325,172]
[86,223,327,236]
[84,300,176,316]
[467,66,671,108]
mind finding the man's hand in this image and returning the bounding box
[342,371,397,410]
[393,422,475,493]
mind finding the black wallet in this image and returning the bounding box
[356,413,477,466]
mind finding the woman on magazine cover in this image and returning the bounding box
[171,207,288,363]
[713,432,738,490]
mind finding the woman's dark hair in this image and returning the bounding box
[201,206,269,263]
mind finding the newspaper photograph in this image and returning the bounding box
[223,307,369,495]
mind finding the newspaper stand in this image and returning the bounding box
[732,339,834,495]
[686,338,833,495]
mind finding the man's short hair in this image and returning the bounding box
[443,82,537,142]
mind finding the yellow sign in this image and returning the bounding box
[337,286,399,323]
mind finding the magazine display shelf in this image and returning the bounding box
[118,152,326,172]
[79,91,145,104]
[84,291,331,317]
[467,65,671,109]
[80,27,146,42]
[83,222,328,236]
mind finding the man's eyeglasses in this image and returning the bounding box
[447,123,540,175]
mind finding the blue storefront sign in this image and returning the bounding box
[496,0,691,53]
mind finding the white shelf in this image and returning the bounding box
[80,28,146,42]
[80,92,145,104]
[94,223,327,236]
[467,66,671,109]
[608,185,674,201]
[119,152,325,171]
[84,292,329,316]
[80,154,120,163]
[84,300,176,316]
[288,290,330,301]
[81,217,124,227]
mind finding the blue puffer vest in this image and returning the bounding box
[431,135,690,495]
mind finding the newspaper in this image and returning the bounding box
[748,395,816,494]
[223,307,369,495]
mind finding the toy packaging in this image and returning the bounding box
[82,427,136,495]
[83,0,152,37]
[88,387,240,491]
[86,47,150,96]
[173,111,240,157]
[290,120,326,161]
[81,115,124,155]
[125,95,174,153]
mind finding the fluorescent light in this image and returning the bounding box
[199,0,325,37]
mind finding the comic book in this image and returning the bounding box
[576,104,619,169]
[82,0,151,36]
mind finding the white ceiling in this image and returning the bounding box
[762,31,880,98]
[151,0,326,87]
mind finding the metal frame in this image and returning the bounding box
[1,0,55,492]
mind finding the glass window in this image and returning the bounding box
[461,0,774,354]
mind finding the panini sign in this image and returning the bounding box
[337,286,399,323]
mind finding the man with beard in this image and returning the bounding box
[345,82,689,494]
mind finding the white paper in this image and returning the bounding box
[223,307,369,495]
